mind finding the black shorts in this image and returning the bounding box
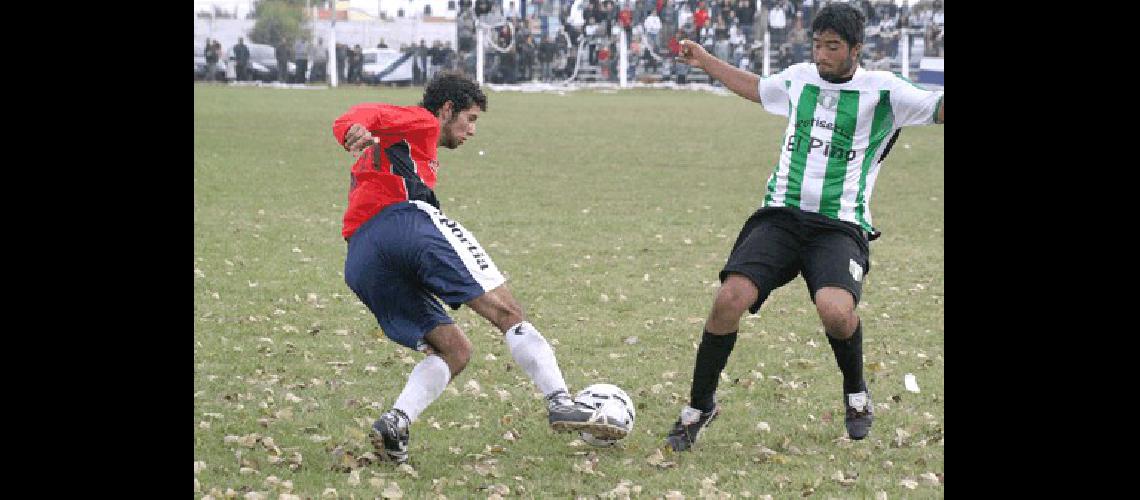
[719,207,871,313]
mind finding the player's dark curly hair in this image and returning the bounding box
[420,71,488,116]
[811,3,865,48]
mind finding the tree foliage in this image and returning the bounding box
[249,0,311,47]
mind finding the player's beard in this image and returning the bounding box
[819,52,856,83]
[441,116,462,149]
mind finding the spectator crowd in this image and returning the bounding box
[196,0,943,86]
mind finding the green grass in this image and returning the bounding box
[194,82,944,498]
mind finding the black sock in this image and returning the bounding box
[689,331,738,413]
[827,320,867,394]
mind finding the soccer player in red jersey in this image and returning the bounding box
[333,73,620,464]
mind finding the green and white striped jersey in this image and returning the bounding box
[757,63,943,231]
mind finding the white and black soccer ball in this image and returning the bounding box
[573,383,635,447]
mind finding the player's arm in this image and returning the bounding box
[891,77,944,127]
[679,39,761,103]
[332,104,386,155]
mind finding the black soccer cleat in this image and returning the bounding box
[844,391,874,440]
[664,404,720,452]
[371,408,411,464]
[546,390,602,433]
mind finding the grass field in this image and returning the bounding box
[194,82,944,499]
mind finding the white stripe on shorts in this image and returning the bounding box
[410,200,506,292]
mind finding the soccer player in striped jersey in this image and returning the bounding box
[663,3,943,450]
[333,73,602,464]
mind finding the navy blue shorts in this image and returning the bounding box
[344,201,506,350]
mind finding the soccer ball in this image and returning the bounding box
[573,383,635,447]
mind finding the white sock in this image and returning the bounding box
[392,355,451,423]
[504,321,569,397]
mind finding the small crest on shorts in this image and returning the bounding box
[849,259,863,282]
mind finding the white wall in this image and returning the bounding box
[193,17,457,51]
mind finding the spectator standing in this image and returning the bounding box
[694,2,710,43]
[930,0,944,57]
[600,0,616,37]
[768,0,788,48]
[275,39,290,82]
[205,38,219,82]
[644,10,662,50]
[312,38,328,82]
[735,0,754,45]
[585,17,599,64]
[714,20,731,62]
[518,35,536,81]
[619,3,634,41]
[642,43,660,74]
[538,35,556,81]
[215,41,231,82]
[597,43,612,80]
[506,0,521,19]
[233,38,250,81]
[336,43,348,82]
[417,39,430,85]
[677,1,693,37]
[294,38,310,83]
[787,13,808,64]
[878,11,898,59]
[350,44,364,83]
[429,41,444,82]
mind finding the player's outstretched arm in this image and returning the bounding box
[679,40,760,104]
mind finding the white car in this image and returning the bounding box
[361,48,415,85]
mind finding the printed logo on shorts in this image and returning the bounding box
[439,215,490,271]
[849,259,863,282]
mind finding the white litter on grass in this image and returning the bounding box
[224,81,328,90]
[904,373,921,393]
[484,81,733,96]
[478,151,485,156]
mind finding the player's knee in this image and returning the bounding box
[454,341,472,373]
[714,278,758,317]
[816,301,855,338]
[430,328,473,376]
[444,336,473,375]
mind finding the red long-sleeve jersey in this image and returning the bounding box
[332,103,441,239]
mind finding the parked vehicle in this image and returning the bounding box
[195,40,296,82]
[360,48,414,85]
[245,42,295,82]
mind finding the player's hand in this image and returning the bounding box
[678,40,708,69]
[343,123,377,157]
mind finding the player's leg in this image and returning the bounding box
[666,209,803,451]
[405,201,596,433]
[802,223,873,439]
[465,285,611,436]
[345,203,473,463]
